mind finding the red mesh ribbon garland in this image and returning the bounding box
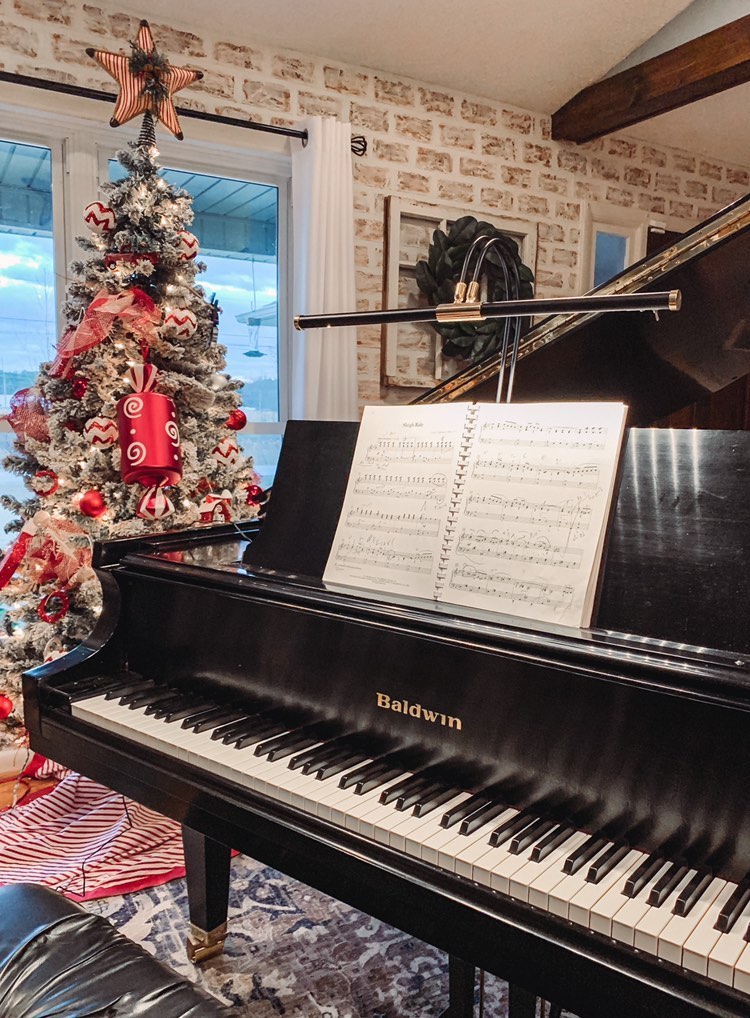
[117,365,182,487]
[3,388,50,444]
[0,514,91,591]
[52,288,162,380]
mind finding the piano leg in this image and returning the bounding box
[438,955,475,1017]
[182,825,231,964]
[507,984,538,1018]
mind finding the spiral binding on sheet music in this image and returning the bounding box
[434,403,480,598]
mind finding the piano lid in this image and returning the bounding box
[414,193,750,424]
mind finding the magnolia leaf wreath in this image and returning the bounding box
[415,216,535,363]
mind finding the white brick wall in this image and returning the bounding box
[1,0,748,403]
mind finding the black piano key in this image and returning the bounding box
[530,824,576,863]
[413,786,459,818]
[178,705,226,729]
[234,725,284,750]
[648,861,690,907]
[258,724,333,761]
[715,881,750,933]
[395,780,444,813]
[441,792,492,830]
[104,679,153,700]
[674,870,713,917]
[563,834,610,876]
[355,766,403,795]
[380,773,430,806]
[151,695,203,719]
[210,717,259,742]
[314,750,369,782]
[586,841,630,883]
[122,688,173,709]
[293,736,355,774]
[460,800,510,837]
[509,817,557,856]
[164,701,213,723]
[192,709,245,734]
[489,811,537,849]
[65,674,140,701]
[624,854,666,898]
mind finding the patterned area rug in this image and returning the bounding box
[88,853,577,1017]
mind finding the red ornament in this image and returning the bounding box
[71,377,88,399]
[31,470,59,497]
[0,695,13,720]
[37,588,70,624]
[5,388,50,444]
[245,484,264,506]
[78,490,107,518]
[225,409,247,431]
[64,419,81,433]
[0,519,38,591]
[117,365,182,487]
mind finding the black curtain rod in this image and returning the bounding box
[0,70,368,155]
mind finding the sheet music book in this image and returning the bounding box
[323,401,628,628]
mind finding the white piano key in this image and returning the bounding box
[546,846,617,920]
[707,900,750,987]
[682,880,736,977]
[436,813,516,877]
[633,870,697,955]
[388,795,469,854]
[400,795,474,858]
[657,877,727,967]
[733,941,750,994]
[610,867,670,947]
[568,851,645,930]
[526,831,591,910]
[591,859,669,938]
[510,830,588,905]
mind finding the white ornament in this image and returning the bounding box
[83,416,118,448]
[163,307,197,338]
[83,201,116,233]
[177,230,199,261]
[212,436,241,466]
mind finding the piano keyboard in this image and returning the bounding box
[68,675,750,995]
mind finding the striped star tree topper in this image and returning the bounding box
[87,20,203,140]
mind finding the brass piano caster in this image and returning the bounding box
[185,920,228,964]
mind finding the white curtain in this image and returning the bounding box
[291,116,358,421]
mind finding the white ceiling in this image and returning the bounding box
[135,0,750,165]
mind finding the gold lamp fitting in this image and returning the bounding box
[453,280,468,304]
[466,280,481,303]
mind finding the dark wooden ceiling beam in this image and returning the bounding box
[552,14,750,143]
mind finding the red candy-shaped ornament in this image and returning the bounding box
[0,695,13,720]
[117,364,182,487]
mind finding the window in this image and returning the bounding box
[581,203,647,292]
[108,158,288,482]
[0,102,291,534]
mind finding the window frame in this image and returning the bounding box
[0,99,293,449]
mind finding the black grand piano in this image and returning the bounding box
[23,194,750,1018]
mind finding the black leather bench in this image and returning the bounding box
[0,883,227,1016]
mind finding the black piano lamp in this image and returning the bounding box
[293,235,681,403]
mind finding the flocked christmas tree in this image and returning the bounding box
[0,23,264,748]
